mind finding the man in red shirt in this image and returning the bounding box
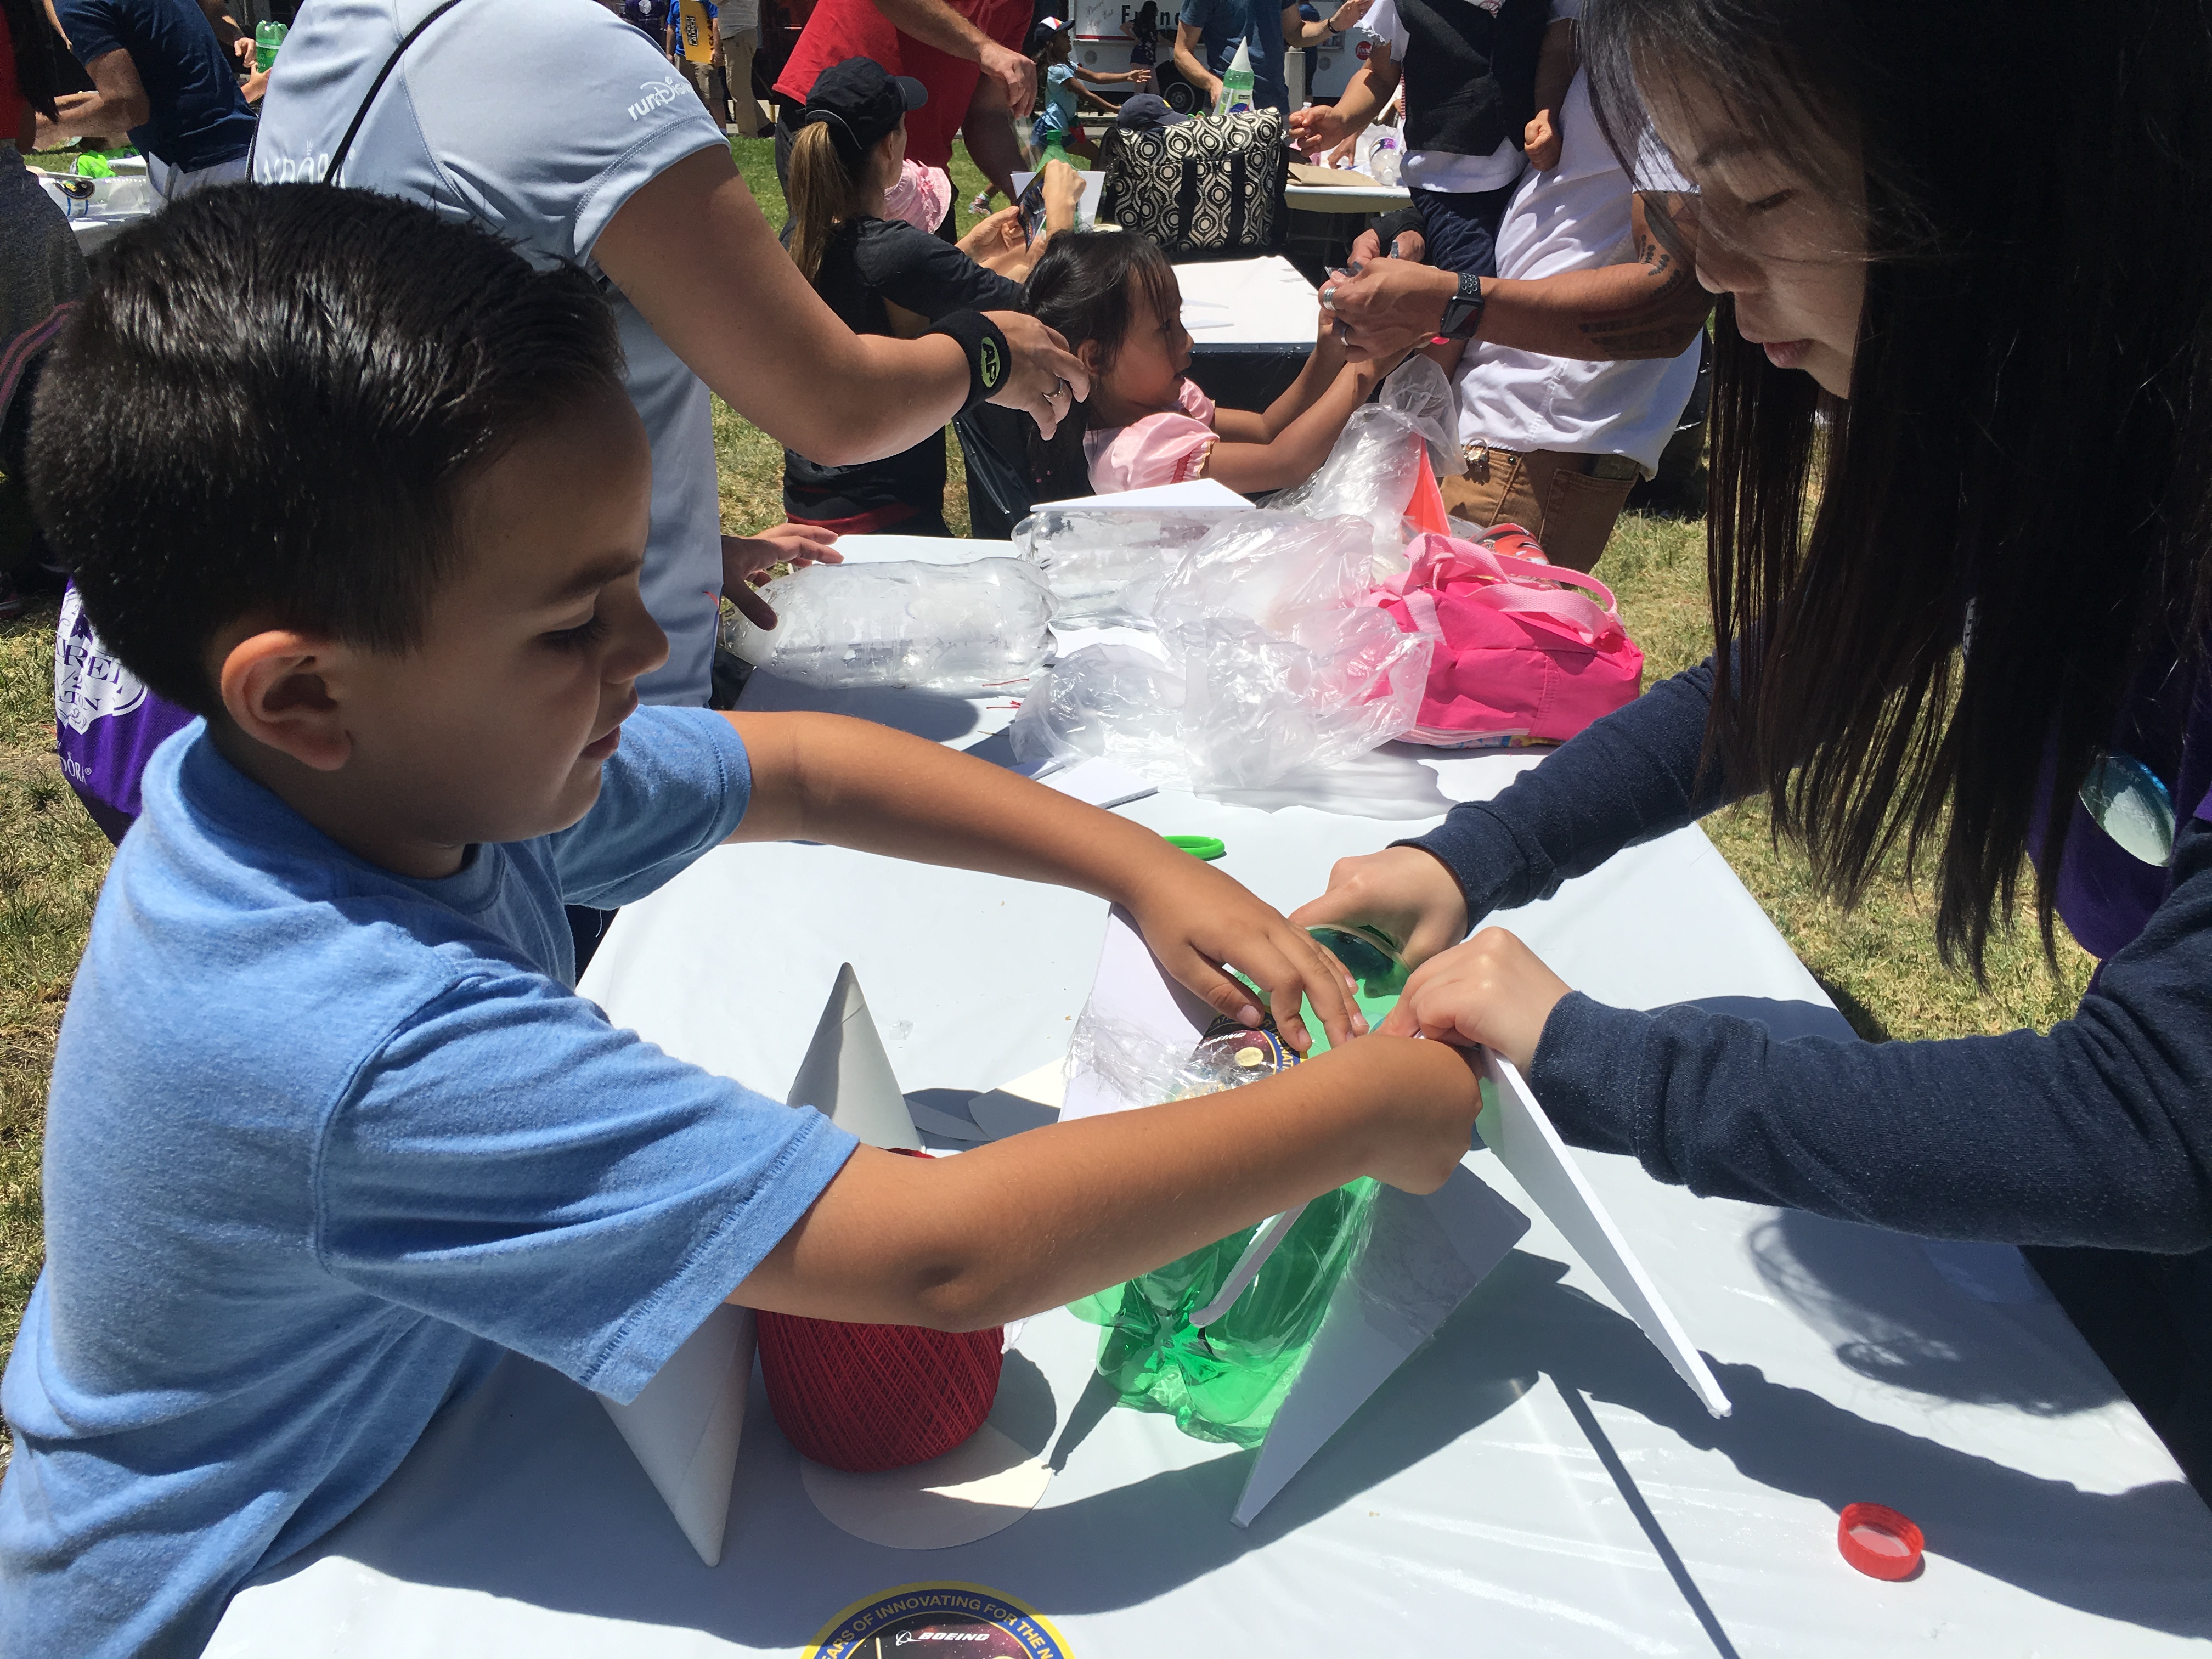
[774,0,1034,226]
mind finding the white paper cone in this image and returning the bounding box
[787,963,919,1150]
[597,1304,754,1565]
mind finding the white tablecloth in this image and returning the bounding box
[1173,255,1321,350]
[1286,181,1414,217]
[212,535,2212,1656]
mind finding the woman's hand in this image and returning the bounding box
[721,525,842,628]
[1376,928,1571,1073]
[1321,259,1457,358]
[957,205,1028,268]
[1289,845,1470,966]
[1288,103,1352,157]
[1125,856,1368,1054]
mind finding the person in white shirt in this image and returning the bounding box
[1322,67,1711,570]
[1291,0,1577,377]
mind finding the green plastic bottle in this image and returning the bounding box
[1214,36,1256,116]
[1066,928,1410,1447]
[254,20,287,72]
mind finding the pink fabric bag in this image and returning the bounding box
[1370,528,1644,748]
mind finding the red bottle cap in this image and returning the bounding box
[1837,1503,1924,1581]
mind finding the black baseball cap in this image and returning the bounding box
[803,58,928,165]
[1116,93,1188,132]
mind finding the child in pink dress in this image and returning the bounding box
[1025,231,1407,498]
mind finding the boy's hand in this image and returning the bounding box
[1125,856,1367,1052]
[1289,844,1468,966]
[721,526,841,629]
[1376,928,1571,1073]
[1525,109,1562,172]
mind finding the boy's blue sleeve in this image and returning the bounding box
[548,705,752,908]
[315,970,856,1403]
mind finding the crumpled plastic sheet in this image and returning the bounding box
[1271,357,1465,576]
[1009,515,1436,793]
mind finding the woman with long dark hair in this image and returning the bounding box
[1297,0,2212,1493]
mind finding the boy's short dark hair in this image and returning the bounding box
[29,183,625,715]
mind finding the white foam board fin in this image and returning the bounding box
[1234,1169,1529,1526]
[597,1304,754,1565]
[788,963,921,1150]
[1479,1053,1732,1418]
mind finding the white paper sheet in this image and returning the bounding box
[1479,1053,1733,1419]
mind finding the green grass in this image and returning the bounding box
[0,599,116,1401]
[0,145,2092,1427]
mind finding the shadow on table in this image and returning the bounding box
[276,1250,2212,1646]
[1668,998,2129,1419]
[736,670,985,741]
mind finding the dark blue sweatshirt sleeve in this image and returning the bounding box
[1528,816,2212,1252]
[1407,656,1739,923]
[1410,658,2212,1254]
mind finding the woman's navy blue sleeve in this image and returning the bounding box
[1407,657,2212,1252]
[1407,654,1740,923]
[1530,819,2212,1252]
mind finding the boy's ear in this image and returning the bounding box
[217,631,354,773]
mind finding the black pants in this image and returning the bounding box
[2027,1243,2212,1501]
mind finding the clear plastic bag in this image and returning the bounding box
[1007,643,1188,777]
[1010,507,1242,625]
[730,558,1053,692]
[1011,515,1435,792]
[1271,359,1464,576]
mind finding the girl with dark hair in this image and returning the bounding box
[1024,229,1405,498]
[783,58,1081,534]
[1296,0,2212,1493]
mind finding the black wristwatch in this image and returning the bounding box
[1438,271,1486,339]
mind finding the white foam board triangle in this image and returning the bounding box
[1233,1167,1531,1526]
[1479,1052,1732,1418]
[597,1304,753,1565]
[787,963,920,1150]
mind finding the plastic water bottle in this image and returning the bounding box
[1012,506,1242,624]
[1215,37,1256,116]
[253,20,286,71]
[721,558,1055,692]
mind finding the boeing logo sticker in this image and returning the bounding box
[804,1583,1073,1659]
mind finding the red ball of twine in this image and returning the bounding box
[757,1310,1004,1473]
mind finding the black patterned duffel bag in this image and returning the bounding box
[1101,108,1290,257]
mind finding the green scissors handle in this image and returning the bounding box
[1164,834,1227,861]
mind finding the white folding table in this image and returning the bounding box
[211,534,2212,1657]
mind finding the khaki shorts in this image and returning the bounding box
[1439,441,1641,574]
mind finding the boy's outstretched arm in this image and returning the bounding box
[732,1036,1483,1329]
[725,711,1362,1050]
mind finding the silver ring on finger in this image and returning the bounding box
[1321,286,1338,312]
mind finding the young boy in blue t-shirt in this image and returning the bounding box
[0,185,1484,1656]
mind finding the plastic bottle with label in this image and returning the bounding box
[253,20,286,71]
[1214,37,1256,116]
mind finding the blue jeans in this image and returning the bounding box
[1412,180,1520,281]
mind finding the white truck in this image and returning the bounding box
[1069,0,1379,111]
